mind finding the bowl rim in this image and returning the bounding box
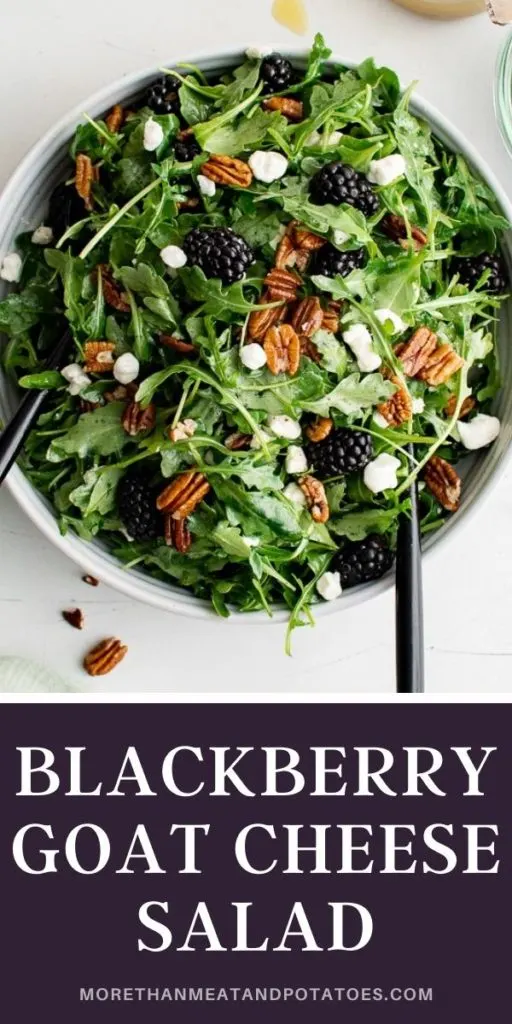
[2,46,512,624]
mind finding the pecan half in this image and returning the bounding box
[289,296,324,338]
[105,382,137,403]
[424,456,461,513]
[122,401,156,436]
[225,432,252,450]
[321,301,342,334]
[377,374,413,427]
[305,416,333,442]
[159,333,196,355]
[105,104,125,133]
[396,327,438,378]
[417,344,464,386]
[201,153,253,187]
[264,268,301,301]
[299,475,330,523]
[381,213,428,250]
[75,153,95,209]
[178,196,201,211]
[165,515,192,552]
[97,264,130,312]
[248,291,284,340]
[82,574,99,587]
[79,399,101,414]
[263,96,304,121]
[84,341,115,373]
[300,336,321,364]
[291,224,325,251]
[157,470,210,520]
[445,394,476,420]
[84,637,128,677]
[62,608,84,630]
[264,323,301,376]
[275,230,298,270]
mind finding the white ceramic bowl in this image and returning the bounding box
[1,50,512,623]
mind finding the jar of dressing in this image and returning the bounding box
[392,0,485,17]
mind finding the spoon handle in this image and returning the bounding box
[395,445,425,692]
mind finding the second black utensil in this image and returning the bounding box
[0,327,71,485]
[395,443,425,693]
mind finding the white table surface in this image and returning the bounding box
[1,0,511,693]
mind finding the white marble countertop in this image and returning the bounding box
[1,0,511,693]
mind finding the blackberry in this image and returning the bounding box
[117,472,160,541]
[174,135,201,162]
[309,162,380,217]
[331,535,394,588]
[260,53,294,93]
[313,243,366,278]
[306,428,373,478]
[452,252,508,294]
[183,227,254,285]
[145,75,181,115]
[48,182,86,240]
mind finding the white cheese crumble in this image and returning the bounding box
[306,129,343,148]
[143,118,164,151]
[374,307,407,334]
[245,45,273,59]
[197,174,216,198]
[316,571,343,602]
[169,418,197,442]
[412,397,425,415]
[113,352,140,385]
[367,154,406,187]
[31,225,54,246]
[248,150,288,183]
[283,482,307,506]
[160,244,187,269]
[342,323,382,373]
[363,453,401,494]
[333,229,350,246]
[373,412,390,430]
[457,414,501,450]
[267,415,302,440]
[285,445,308,475]
[0,252,22,283]
[250,429,272,450]
[240,343,267,371]
[61,363,91,396]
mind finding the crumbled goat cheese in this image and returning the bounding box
[31,225,54,245]
[316,571,343,601]
[61,363,91,396]
[367,154,406,186]
[412,397,425,414]
[363,453,401,494]
[143,118,164,151]
[285,445,308,475]
[160,245,188,269]
[197,174,216,197]
[374,307,408,334]
[240,343,268,371]
[283,482,307,506]
[343,323,382,373]
[113,353,140,385]
[169,418,197,443]
[248,150,288,183]
[267,415,302,440]
[0,252,22,282]
[373,412,390,430]
[457,414,501,450]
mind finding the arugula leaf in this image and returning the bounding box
[312,329,348,377]
[444,154,510,233]
[357,57,400,109]
[303,372,395,417]
[18,370,64,390]
[196,108,285,156]
[69,466,122,516]
[330,503,408,541]
[278,193,372,245]
[118,263,169,299]
[0,287,57,337]
[46,403,129,461]
[212,522,254,559]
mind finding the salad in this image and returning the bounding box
[0,35,508,648]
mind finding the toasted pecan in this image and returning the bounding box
[122,401,156,436]
[321,301,342,334]
[165,515,192,552]
[75,153,95,209]
[62,608,84,630]
[201,153,253,187]
[225,432,252,450]
[263,96,304,121]
[105,104,125,133]
[83,341,115,373]
[381,213,428,250]
[417,344,465,386]
[275,231,298,270]
[157,470,210,520]
[445,394,476,420]
[84,637,128,677]
[305,417,333,442]
[263,268,301,301]
[377,374,413,427]
[424,456,461,513]
[264,323,301,376]
[300,336,322,364]
[104,382,137,403]
[168,418,197,443]
[288,296,324,338]
[159,333,196,355]
[396,327,438,378]
[96,264,131,312]
[291,225,325,251]
[299,475,330,523]
[82,574,99,587]
[248,291,284,340]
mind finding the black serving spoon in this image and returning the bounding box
[395,442,425,692]
[0,327,71,484]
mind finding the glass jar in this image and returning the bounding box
[495,30,512,157]
[391,0,485,17]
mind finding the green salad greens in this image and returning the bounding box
[0,35,508,648]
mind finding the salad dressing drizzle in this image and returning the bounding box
[271,0,308,34]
